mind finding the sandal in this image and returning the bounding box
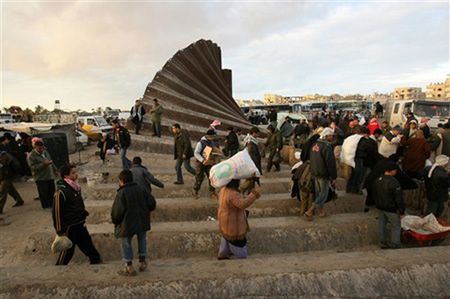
[304,212,313,221]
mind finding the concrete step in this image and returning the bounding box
[83,177,293,200]
[79,167,292,184]
[26,213,382,261]
[3,247,450,298]
[85,192,366,224]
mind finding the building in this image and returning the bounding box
[236,99,264,107]
[263,94,284,105]
[391,87,425,100]
[426,77,450,99]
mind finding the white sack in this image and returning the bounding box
[401,214,450,235]
[209,148,261,188]
[340,134,363,168]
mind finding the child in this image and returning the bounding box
[111,170,156,276]
[373,162,405,249]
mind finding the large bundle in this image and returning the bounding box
[209,149,261,188]
[340,134,363,168]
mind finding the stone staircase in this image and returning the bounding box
[1,150,449,298]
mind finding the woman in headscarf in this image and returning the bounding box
[424,155,450,217]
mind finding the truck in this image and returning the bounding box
[384,99,449,129]
[77,115,113,140]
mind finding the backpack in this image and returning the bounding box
[296,161,314,193]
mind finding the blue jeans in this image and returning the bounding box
[119,148,131,170]
[121,231,147,263]
[378,210,401,247]
[314,178,329,209]
[175,159,196,183]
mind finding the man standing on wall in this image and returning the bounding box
[150,99,163,138]
[130,99,146,135]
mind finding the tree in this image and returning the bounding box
[35,105,44,114]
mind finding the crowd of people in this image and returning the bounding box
[1,98,449,276]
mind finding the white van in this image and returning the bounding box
[0,113,15,124]
[385,99,449,129]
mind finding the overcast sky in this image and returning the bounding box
[1,0,449,111]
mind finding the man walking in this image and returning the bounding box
[0,151,24,214]
[112,170,156,276]
[150,98,163,138]
[305,128,337,220]
[172,124,196,185]
[130,157,164,195]
[265,124,283,172]
[424,155,450,217]
[27,138,57,209]
[193,129,220,198]
[111,119,131,170]
[224,127,240,157]
[53,164,102,265]
[130,99,146,135]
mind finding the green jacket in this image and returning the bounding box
[27,149,56,181]
[266,130,283,151]
[150,104,163,123]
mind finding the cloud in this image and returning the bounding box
[2,1,448,110]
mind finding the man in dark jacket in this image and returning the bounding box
[112,170,156,276]
[224,127,240,157]
[0,151,24,214]
[130,157,164,196]
[347,127,379,194]
[130,99,146,135]
[53,164,101,265]
[305,128,337,220]
[172,124,196,185]
[294,120,310,149]
[245,127,262,185]
[97,133,115,163]
[265,124,283,172]
[424,155,450,217]
[112,119,131,170]
[374,162,405,249]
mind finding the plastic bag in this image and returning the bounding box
[51,235,73,254]
[401,214,450,235]
[209,148,261,188]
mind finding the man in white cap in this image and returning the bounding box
[305,127,337,220]
[424,155,450,217]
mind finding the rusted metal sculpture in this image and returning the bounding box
[141,39,251,138]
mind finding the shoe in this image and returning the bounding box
[12,201,24,207]
[217,256,230,260]
[192,189,199,199]
[364,207,370,213]
[304,211,313,221]
[138,260,147,272]
[90,258,103,265]
[379,242,389,249]
[118,265,137,276]
[34,197,40,201]
[174,181,184,185]
[318,209,326,218]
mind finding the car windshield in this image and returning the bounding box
[95,117,108,126]
[414,103,450,118]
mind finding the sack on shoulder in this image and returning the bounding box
[51,235,73,254]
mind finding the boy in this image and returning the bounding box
[374,162,405,249]
[111,170,156,276]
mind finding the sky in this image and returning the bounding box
[1,0,449,111]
